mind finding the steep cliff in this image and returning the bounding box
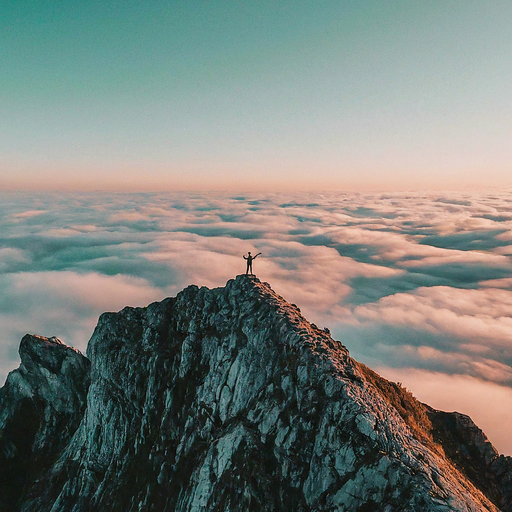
[0,275,510,511]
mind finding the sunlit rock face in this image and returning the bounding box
[0,275,510,511]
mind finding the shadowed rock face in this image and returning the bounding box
[427,408,512,512]
[0,275,510,511]
[0,335,90,511]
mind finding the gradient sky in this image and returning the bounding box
[1,1,511,191]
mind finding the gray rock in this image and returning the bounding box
[0,335,90,511]
[0,275,509,511]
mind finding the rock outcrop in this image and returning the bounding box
[0,275,511,511]
[427,408,512,511]
[0,335,90,511]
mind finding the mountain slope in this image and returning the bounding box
[0,275,510,511]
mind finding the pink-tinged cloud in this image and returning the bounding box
[398,250,510,268]
[7,271,162,313]
[323,224,511,268]
[480,278,512,289]
[110,211,156,223]
[496,231,512,241]
[12,210,47,218]
[354,286,512,348]
[492,246,512,255]
[0,271,165,385]
[366,343,512,384]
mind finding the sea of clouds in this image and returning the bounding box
[1,190,511,453]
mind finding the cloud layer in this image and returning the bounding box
[1,189,511,453]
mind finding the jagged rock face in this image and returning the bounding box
[0,276,510,511]
[428,408,512,512]
[0,335,90,511]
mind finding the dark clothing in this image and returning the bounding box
[243,252,261,275]
[245,257,253,275]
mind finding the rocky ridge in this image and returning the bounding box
[0,275,511,511]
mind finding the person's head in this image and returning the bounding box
[248,251,251,255]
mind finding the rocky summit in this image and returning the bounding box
[1,275,511,512]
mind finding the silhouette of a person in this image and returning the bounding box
[243,251,261,275]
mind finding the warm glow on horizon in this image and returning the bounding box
[1,2,511,193]
[2,162,511,194]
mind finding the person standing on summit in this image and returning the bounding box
[243,251,261,275]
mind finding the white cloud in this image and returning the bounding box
[354,286,512,350]
[0,271,164,384]
[12,210,47,218]
[0,248,31,270]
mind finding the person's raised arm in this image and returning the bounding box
[254,252,262,258]
[243,255,247,260]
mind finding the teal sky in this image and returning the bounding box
[1,1,511,191]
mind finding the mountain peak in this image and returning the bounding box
[1,278,511,511]
[19,334,84,373]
